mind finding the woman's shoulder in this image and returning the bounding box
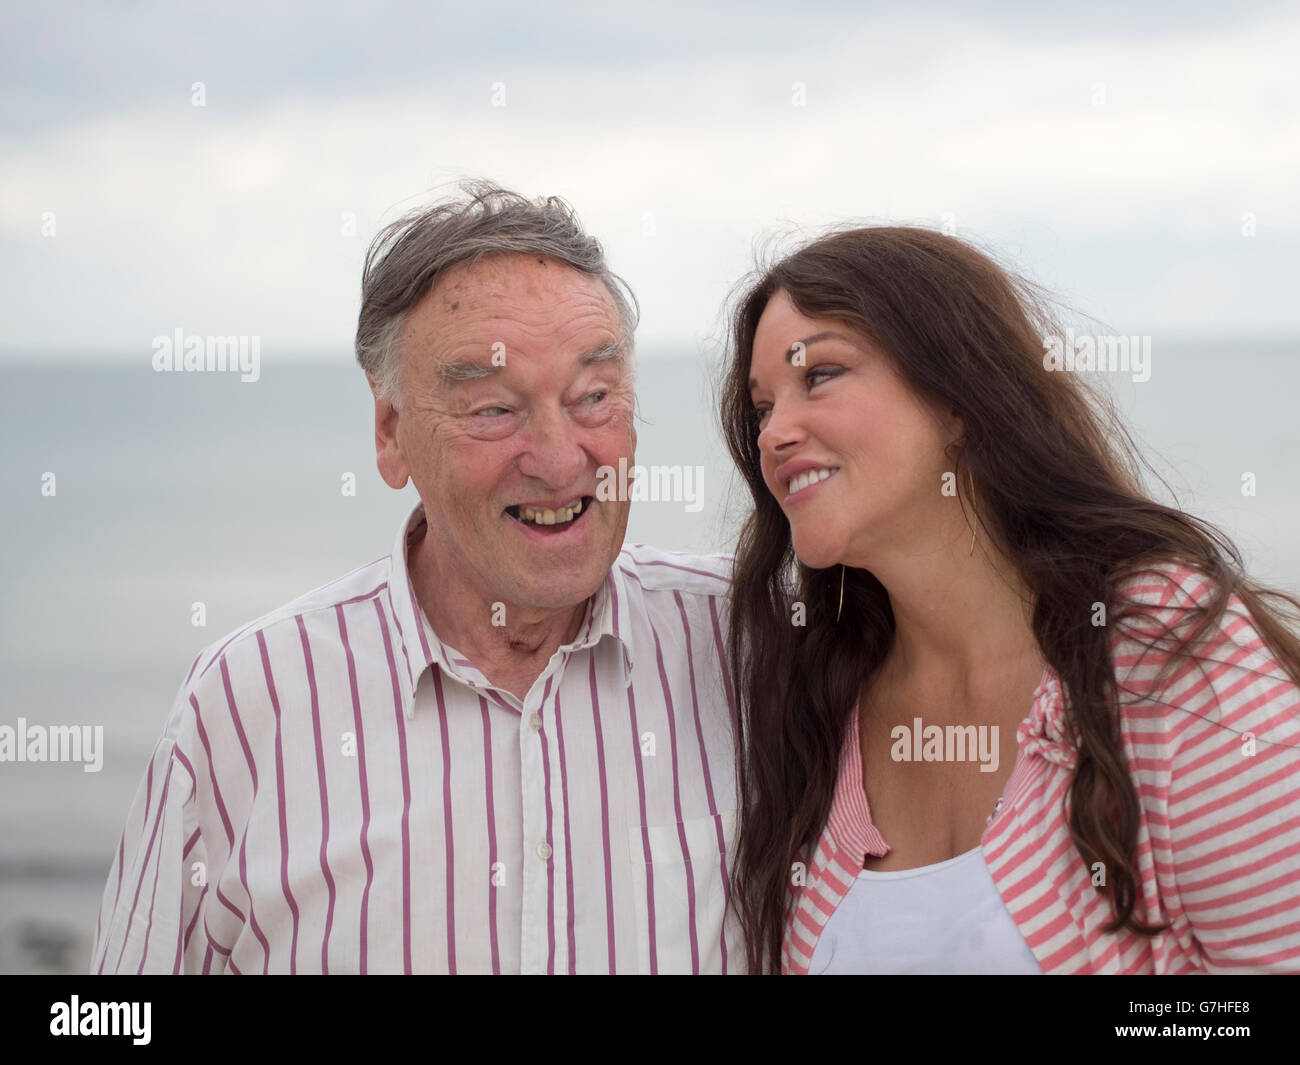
[1108,564,1300,950]
[1112,557,1232,621]
[1111,558,1276,666]
[1107,557,1300,754]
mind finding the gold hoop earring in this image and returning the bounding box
[967,469,977,557]
[836,564,845,622]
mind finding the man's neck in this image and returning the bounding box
[407,520,589,701]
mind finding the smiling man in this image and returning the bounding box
[91,182,741,974]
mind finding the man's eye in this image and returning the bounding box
[476,406,510,417]
[582,391,607,405]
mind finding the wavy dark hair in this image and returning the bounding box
[718,226,1300,975]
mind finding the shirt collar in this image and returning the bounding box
[384,500,635,718]
[1016,666,1075,769]
[579,558,637,683]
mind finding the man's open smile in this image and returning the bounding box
[504,495,597,537]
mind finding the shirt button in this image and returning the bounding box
[536,840,552,861]
[529,713,542,731]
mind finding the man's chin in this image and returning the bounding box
[503,570,607,614]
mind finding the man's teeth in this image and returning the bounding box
[517,498,584,525]
[788,467,839,497]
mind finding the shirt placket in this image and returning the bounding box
[516,653,573,975]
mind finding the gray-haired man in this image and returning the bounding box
[92,182,742,974]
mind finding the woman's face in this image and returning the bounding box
[748,289,963,571]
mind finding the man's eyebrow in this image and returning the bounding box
[748,331,857,391]
[436,340,626,384]
[578,340,626,367]
[436,358,497,383]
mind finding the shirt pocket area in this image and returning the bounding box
[626,809,738,974]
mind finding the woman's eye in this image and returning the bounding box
[477,406,510,417]
[582,391,607,405]
[751,406,770,429]
[807,366,843,386]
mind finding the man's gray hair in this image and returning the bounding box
[355,180,639,405]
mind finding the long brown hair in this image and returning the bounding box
[718,226,1300,975]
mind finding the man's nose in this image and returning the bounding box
[517,405,587,487]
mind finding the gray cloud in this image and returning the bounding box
[3,0,1293,132]
[1,2,1297,357]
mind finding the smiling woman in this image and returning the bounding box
[719,225,1300,975]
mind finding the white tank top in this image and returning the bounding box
[808,846,1043,974]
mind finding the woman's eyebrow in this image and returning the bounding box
[749,331,858,390]
[790,331,856,358]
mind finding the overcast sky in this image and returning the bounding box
[2,1,1297,362]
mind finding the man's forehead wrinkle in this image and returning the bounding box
[428,303,622,363]
[420,287,618,337]
[435,345,623,387]
[436,252,602,303]
[426,331,625,389]
[402,257,627,397]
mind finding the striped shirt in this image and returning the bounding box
[91,502,742,974]
[784,563,1300,974]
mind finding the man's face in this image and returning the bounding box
[373,252,636,614]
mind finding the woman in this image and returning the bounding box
[719,226,1300,974]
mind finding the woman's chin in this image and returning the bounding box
[791,540,843,572]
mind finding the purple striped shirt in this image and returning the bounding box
[90,503,742,974]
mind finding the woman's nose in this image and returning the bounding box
[758,401,805,455]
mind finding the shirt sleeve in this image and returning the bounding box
[90,732,213,974]
[1148,578,1300,972]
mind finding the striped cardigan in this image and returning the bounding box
[783,563,1300,974]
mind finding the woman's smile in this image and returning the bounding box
[783,465,840,503]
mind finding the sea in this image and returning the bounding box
[1,341,1297,974]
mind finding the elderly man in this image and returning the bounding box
[91,182,740,974]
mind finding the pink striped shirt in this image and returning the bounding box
[784,563,1300,974]
[91,502,742,974]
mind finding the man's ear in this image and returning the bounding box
[368,373,410,490]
